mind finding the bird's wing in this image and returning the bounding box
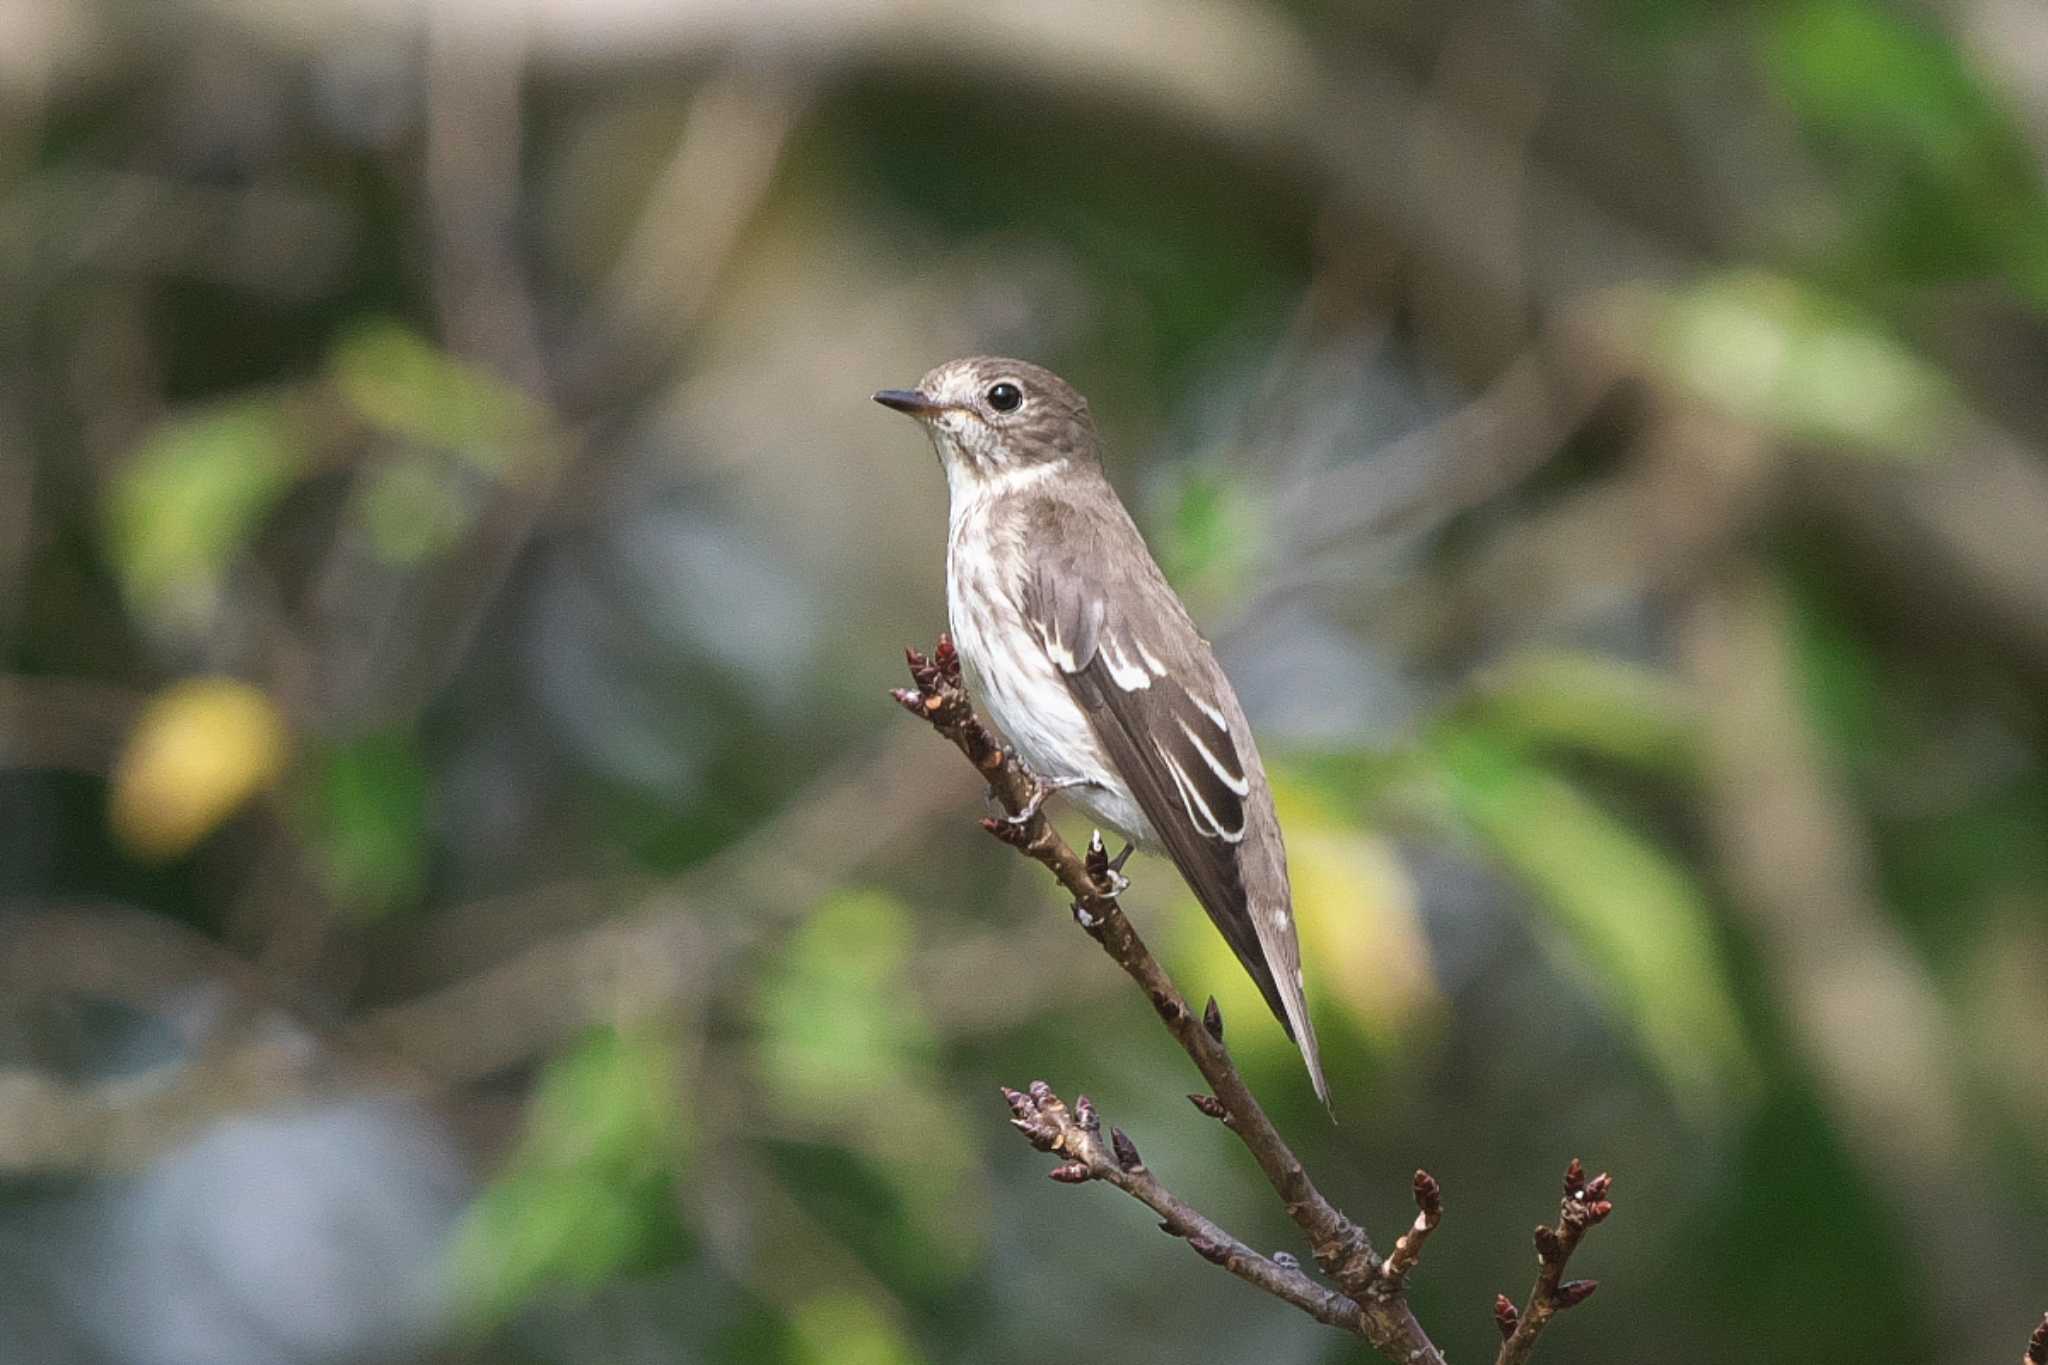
[1022,536,1295,1040]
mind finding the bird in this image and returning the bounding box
[875,356,1328,1107]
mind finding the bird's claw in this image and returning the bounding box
[1003,786,1049,826]
[1001,772,1086,826]
[1085,830,1135,895]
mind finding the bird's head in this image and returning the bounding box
[874,356,1096,494]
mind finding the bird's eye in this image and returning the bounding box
[985,381,1023,413]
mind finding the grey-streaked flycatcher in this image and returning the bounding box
[875,356,1328,1106]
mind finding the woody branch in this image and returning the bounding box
[1490,1157,1613,1365]
[893,634,1613,1365]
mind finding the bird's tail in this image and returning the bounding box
[1246,896,1332,1117]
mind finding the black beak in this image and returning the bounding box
[873,388,941,417]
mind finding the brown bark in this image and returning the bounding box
[896,635,1614,1365]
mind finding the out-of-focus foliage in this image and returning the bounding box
[330,322,554,482]
[1431,722,1756,1112]
[449,1028,691,1324]
[756,890,985,1291]
[108,676,289,859]
[105,401,306,630]
[4,0,2047,1363]
[757,891,937,1111]
[1271,775,1439,1049]
[1656,272,1961,457]
[303,729,431,916]
[1765,0,2048,300]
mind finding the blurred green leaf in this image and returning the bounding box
[1657,270,1962,455]
[1770,2,1998,157]
[1598,0,1720,43]
[449,1169,646,1323]
[448,1028,690,1324]
[1434,725,1759,1114]
[304,730,429,918]
[1691,1081,1936,1360]
[1764,0,2048,302]
[790,1291,919,1365]
[104,396,304,628]
[844,82,1306,381]
[756,890,935,1110]
[1780,566,1889,774]
[1781,563,2048,955]
[763,1135,981,1299]
[1460,648,1700,778]
[1152,466,1258,614]
[328,320,554,476]
[358,457,476,565]
[754,892,984,1288]
[524,1026,689,1175]
[1283,744,1436,818]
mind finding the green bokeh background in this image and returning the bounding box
[2,1,2044,1362]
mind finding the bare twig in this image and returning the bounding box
[1381,1170,1443,1286]
[897,633,1616,1362]
[1493,1158,1614,1365]
[897,636,1457,1361]
[1000,1081,1367,1333]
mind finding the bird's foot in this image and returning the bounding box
[998,771,1089,826]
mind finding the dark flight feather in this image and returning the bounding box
[1022,521,1297,1040]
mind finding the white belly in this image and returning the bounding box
[947,555,1156,845]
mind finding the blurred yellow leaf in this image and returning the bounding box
[1165,892,1300,1087]
[1167,770,1440,1083]
[109,677,288,860]
[1275,775,1440,1043]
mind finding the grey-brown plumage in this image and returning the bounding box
[875,357,1328,1107]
